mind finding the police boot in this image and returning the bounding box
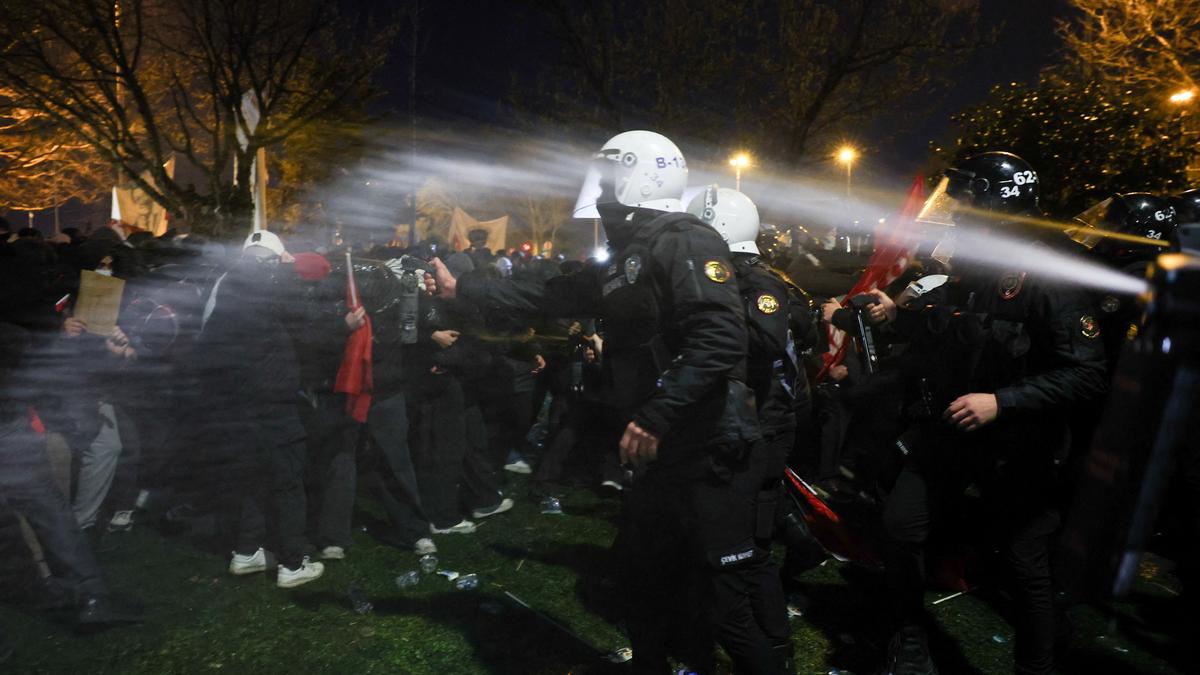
[881,625,938,675]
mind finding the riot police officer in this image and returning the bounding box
[432,131,777,674]
[687,186,800,672]
[877,152,1108,675]
[1068,192,1177,363]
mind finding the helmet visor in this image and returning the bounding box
[573,152,625,218]
[1066,198,1113,250]
[573,162,604,219]
[916,176,961,228]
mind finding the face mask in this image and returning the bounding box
[94,268,114,277]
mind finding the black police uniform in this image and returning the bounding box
[732,253,803,670]
[458,210,776,674]
[882,250,1107,674]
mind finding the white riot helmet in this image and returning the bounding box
[687,185,761,254]
[573,130,688,217]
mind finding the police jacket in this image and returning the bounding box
[894,251,1108,420]
[1090,259,1151,371]
[458,210,758,456]
[733,254,800,436]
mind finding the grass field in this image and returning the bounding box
[0,474,1188,674]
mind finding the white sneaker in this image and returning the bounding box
[471,498,514,520]
[277,557,324,588]
[107,510,134,532]
[600,480,624,492]
[413,538,438,555]
[430,519,477,535]
[503,459,532,474]
[229,547,269,575]
[319,546,345,560]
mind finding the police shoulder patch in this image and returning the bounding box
[704,260,731,283]
[1080,315,1100,339]
[756,294,779,314]
[999,270,1026,300]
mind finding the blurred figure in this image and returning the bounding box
[465,228,493,269]
[196,231,323,588]
[0,322,142,629]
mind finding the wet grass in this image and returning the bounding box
[0,475,1187,674]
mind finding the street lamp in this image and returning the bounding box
[835,145,858,196]
[729,152,751,191]
[1169,89,1200,182]
[1169,88,1197,105]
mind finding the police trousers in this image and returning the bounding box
[881,434,1060,675]
[618,443,784,675]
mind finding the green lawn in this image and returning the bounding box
[1,475,1187,674]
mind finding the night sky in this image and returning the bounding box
[376,0,1070,181]
[22,0,1071,230]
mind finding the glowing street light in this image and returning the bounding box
[729,152,751,191]
[835,145,858,196]
[1169,89,1200,182]
[1169,88,1197,105]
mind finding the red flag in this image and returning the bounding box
[816,175,925,382]
[334,255,373,422]
[784,468,879,566]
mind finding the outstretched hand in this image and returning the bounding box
[429,258,456,299]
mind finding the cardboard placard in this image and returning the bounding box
[76,270,125,336]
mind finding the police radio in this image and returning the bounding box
[1060,252,1200,601]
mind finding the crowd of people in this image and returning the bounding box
[0,129,1196,675]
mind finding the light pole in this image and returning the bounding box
[728,152,751,191]
[836,145,858,197]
